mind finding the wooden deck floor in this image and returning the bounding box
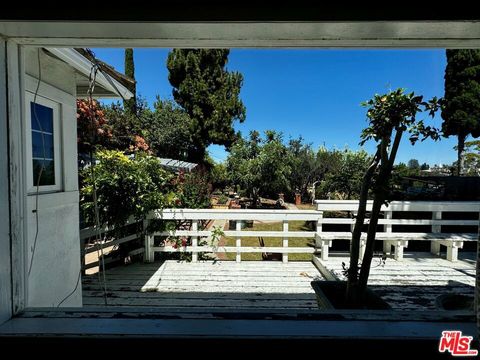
[315,252,476,310]
[82,260,324,310]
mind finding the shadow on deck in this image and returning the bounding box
[82,260,323,310]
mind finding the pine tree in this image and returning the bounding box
[441,49,480,175]
[167,49,246,163]
[124,48,136,114]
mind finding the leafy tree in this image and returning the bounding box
[76,99,112,158]
[287,137,319,201]
[124,48,136,114]
[102,99,150,153]
[167,49,246,163]
[80,150,175,229]
[319,148,371,200]
[455,140,480,176]
[407,158,420,170]
[420,162,430,170]
[441,49,480,175]
[172,170,211,209]
[227,131,290,207]
[346,89,440,306]
[145,99,195,160]
[210,162,229,190]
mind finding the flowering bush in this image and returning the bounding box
[80,150,176,229]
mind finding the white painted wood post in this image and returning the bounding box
[316,211,328,260]
[431,211,442,256]
[143,219,154,263]
[383,210,393,254]
[236,220,242,263]
[191,220,198,262]
[394,242,404,261]
[282,220,289,263]
[446,245,458,262]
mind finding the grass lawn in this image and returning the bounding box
[222,220,315,261]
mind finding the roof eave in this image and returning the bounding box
[46,48,134,99]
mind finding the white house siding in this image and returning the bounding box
[0,40,13,324]
[24,48,81,307]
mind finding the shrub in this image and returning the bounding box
[80,150,176,229]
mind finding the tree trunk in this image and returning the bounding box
[346,148,380,305]
[457,134,466,176]
[357,186,387,293]
[357,129,403,297]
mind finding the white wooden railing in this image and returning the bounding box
[80,201,480,269]
[80,218,144,270]
[144,209,322,263]
[314,200,480,261]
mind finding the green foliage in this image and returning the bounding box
[145,99,195,160]
[173,170,211,209]
[210,162,229,190]
[460,140,480,176]
[420,162,430,170]
[124,48,136,114]
[361,89,440,146]
[287,137,321,200]
[442,49,480,175]
[76,99,112,157]
[80,150,176,228]
[167,49,246,162]
[101,99,150,153]
[227,131,291,206]
[346,88,441,304]
[317,148,372,200]
[442,49,480,139]
[407,158,420,170]
[217,194,229,204]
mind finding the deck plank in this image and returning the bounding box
[82,260,323,308]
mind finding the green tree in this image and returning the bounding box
[80,150,175,229]
[346,89,440,306]
[287,137,319,201]
[407,158,420,170]
[124,48,137,114]
[319,148,371,200]
[227,131,290,207]
[167,49,246,163]
[420,162,430,170]
[145,99,195,160]
[102,99,150,153]
[455,140,480,176]
[441,49,480,175]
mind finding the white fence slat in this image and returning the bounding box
[154,230,315,238]
[191,220,198,263]
[430,211,442,255]
[236,220,242,263]
[83,234,138,255]
[315,200,480,212]
[151,246,315,254]
[283,220,288,263]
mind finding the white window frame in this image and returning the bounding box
[24,90,62,193]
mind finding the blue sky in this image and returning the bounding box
[93,48,458,165]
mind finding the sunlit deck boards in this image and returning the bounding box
[82,260,323,310]
[315,252,476,310]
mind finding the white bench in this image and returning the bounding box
[314,200,480,262]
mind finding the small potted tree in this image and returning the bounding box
[312,89,440,309]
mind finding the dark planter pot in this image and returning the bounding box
[311,281,391,310]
